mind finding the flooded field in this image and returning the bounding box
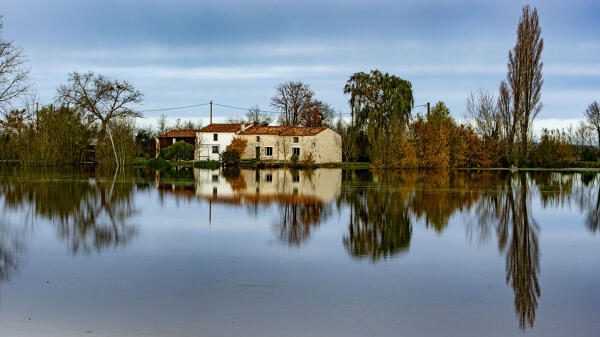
[0,166,598,336]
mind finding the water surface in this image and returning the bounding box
[0,166,598,336]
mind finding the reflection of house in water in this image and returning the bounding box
[156,168,342,246]
[194,168,341,206]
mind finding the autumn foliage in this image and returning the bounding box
[370,102,491,169]
[226,137,248,155]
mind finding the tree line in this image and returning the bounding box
[336,5,598,168]
[0,7,599,167]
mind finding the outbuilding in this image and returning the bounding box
[156,129,199,158]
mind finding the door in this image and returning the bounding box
[255,146,261,160]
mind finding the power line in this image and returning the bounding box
[213,102,279,115]
[6,100,429,117]
[138,102,211,113]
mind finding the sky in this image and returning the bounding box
[2,0,599,131]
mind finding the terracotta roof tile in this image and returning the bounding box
[239,125,328,136]
[158,129,198,138]
[280,126,328,136]
[198,123,251,133]
[238,126,289,135]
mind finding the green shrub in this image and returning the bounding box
[582,148,597,162]
[220,149,241,166]
[148,157,172,170]
[290,154,299,166]
[193,160,221,169]
[160,141,193,161]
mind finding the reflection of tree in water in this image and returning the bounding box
[0,219,27,282]
[342,170,493,261]
[341,171,413,261]
[585,192,600,233]
[276,199,330,246]
[470,172,540,330]
[580,174,600,233]
[532,171,600,233]
[0,168,139,255]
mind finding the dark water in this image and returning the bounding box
[0,166,598,337]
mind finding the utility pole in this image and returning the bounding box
[427,102,430,117]
[210,100,213,124]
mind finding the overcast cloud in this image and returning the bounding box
[2,0,599,130]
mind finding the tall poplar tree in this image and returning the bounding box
[504,5,544,166]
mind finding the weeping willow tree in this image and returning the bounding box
[343,69,413,164]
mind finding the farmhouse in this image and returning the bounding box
[237,125,342,164]
[157,123,342,164]
[195,123,251,161]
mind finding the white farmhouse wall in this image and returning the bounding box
[193,169,235,198]
[196,132,237,161]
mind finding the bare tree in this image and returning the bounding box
[466,88,499,139]
[56,71,143,166]
[584,101,600,148]
[313,101,336,127]
[156,113,168,135]
[0,17,29,111]
[276,136,291,165]
[271,81,316,126]
[20,91,40,116]
[498,80,516,163]
[505,5,544,166]
[246,104,272,126]
[571,121,593,159]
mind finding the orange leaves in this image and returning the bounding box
[226,137,248,155]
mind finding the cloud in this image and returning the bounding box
[4,0,598,125]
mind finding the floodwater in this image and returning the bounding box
[0,166,598,337]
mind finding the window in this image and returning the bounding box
[212,146,219,154]
[213,133,218,141]
[293,136,299,143]
[265,174,273,182]
[256,136,260,142]
[265,147,273,156]
[212,174,219,182]
[292,175,300,183]
[292,147,300,156]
